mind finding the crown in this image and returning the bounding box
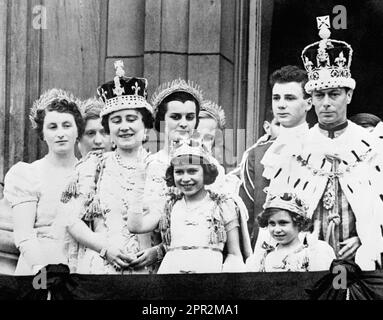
[29,88,82,129]
[97,60,153,118]
[150,78,204,115]
[263,192,309,218]
[170,136,212,165]
[301,15,356,94]
[200,100,226,129]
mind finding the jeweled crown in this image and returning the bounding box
[264,192,308,218]
[97,60,153,117]
[150,78,204,116]
[200,100,226,129]
[29,88,82,129]
[301,15,355,94]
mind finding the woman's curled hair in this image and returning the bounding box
[34,98,84,140]
[101,107,154,134]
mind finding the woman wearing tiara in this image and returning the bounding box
[144,79,203,208]
[3,89,84,275]
[198,100,242,195]
[59,61,159,274]
[145,83,252,263]
[77,97,112,157]
[142,80,204,258]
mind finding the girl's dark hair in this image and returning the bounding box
[165,156,218,187]
[154,91,200,132]
[34,99,84,140]
[101,107,154,134]
[257,208,312,232]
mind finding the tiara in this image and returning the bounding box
[29,88,82,129]
[263,192,309,218]
[150,78,204,115]
[80,97,105,115]
[200,100,226,129]
[301,15,355,93]
[170,136,212,165]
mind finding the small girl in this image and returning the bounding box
[128,139,247,273]
[246,192,335,272]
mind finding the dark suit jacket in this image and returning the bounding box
[239,140,274,248]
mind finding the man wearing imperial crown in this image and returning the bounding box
[266,16,383,270]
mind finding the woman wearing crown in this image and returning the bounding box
[58,61,159,274]
[3,89,83,275]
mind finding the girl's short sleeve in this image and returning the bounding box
[219,198,240,232]
[4,162,39,208]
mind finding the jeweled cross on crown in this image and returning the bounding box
[316,15,330,30]
[113,60,125,96]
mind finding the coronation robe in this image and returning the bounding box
[266,121,383,270]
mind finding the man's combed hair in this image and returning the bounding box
[257,207,312,232]
[269,65,310,99]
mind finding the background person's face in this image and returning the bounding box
[197,117,217,152]
[312,88,353,127]
[164,100,197,142]
[108,109,145,152]
[79,118,111,156]
[272,82,310,128]
[263,119,280,139]
[43,111,78,155]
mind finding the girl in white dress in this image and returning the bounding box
[4,89,83,275]
[128,138,246,273]
[246,192,335,272]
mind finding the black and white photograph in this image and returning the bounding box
[1,0,383,305]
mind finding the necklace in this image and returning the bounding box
[114,149,146,170]
[112,149,146,212]
[295,147,372,178]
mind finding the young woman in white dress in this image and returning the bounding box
[4,89,83,275]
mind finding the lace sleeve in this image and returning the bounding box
[143,160,168,218]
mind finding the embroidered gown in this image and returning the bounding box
[60,148,154,274]
[4,158,75,275]
[158,191,241,273]
[144,150,253,265]
[247,239,335,272]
